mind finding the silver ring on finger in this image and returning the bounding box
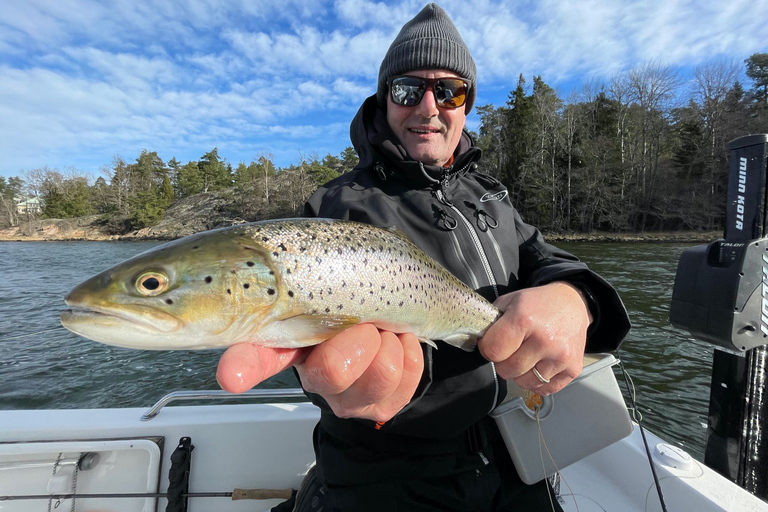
[532,365,550,384]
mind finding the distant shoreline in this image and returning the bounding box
[545,231,722,243]
[0,229,723,243]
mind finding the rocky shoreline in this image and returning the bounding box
[0,190,251,242]
[0,215,722,244]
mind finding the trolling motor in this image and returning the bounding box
[669,134,768,499]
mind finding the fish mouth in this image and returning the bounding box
[61,303,181,334]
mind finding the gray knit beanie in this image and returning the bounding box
[377,3,477,113]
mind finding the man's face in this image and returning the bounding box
[386,69,467,167]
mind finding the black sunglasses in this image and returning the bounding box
[388,76,469,109]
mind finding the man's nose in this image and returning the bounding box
[414,88,439,117]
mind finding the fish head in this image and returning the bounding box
[61,226,281,350]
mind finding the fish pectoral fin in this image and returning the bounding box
[270,314,362,346]
[440,334,477,352]
[418,337,439,350]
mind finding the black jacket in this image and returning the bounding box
[302,95,630,446]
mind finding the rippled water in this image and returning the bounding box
[0,240,712,460]
[0,241,299,411]
[560,242,713,462]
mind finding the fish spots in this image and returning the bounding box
[227,289,232,294]
[166,299,174,305]
[267,288,275,295]
[244,283,250,289]
[247,261,255,267]
[205,276,213,284]
[235,219,499,342]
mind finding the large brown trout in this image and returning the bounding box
[61,218,500,351]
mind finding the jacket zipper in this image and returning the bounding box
[435,181,502,414]
[434,188,499,299]
[485,228,509,280]
[447,230,481,290]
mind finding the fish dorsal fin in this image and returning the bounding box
[384,225,414,242]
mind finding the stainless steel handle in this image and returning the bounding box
[141,388,307,421]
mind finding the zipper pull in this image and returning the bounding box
[374,163,387,181]
[478,208,498,230]
[436,207,458,230]
[435,188,452,207]
[464,202,498,232]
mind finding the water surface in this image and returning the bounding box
[0,240,712,460]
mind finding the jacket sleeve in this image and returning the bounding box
[515,211,631,353]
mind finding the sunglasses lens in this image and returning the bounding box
[435,79,467,108]
[390,77,426,106]
[390,77,468,109]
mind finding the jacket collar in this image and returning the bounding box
[350,95,481,187]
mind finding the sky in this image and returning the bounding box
[1,0,766,180]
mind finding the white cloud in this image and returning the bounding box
[223,25,387,80]
[334,0,420,29]
[0,0,765,177]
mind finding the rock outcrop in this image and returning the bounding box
[0,189,250,241]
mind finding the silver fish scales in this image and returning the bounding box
[61,218,500,351]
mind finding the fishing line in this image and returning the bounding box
[616,350,668,512]
[623,369,643,422]
[536,406,579,512]
[0,327,63,341]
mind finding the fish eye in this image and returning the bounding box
[136,272,169,297]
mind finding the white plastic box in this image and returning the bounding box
[489,353,633,484]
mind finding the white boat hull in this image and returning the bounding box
[0,397,765,512]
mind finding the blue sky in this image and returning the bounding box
[1,0,765,180]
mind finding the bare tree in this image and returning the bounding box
[257,152,275,207]
[607,72,634,200]
[626,62,681,229]
[530,77,563,228]
[693,59,742,228]
[561,92,584,230]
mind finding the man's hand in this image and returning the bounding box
[216,323,424,423]
[478,282,592,395]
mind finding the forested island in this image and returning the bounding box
[2,55,767,241]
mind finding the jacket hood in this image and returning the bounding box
[350,95,480,185]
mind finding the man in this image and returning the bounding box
[218,4,630,510]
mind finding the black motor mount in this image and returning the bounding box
[669,134,768,499]
[670,134,768,352]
